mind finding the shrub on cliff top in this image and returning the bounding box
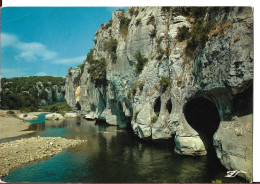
[119,14,131,39]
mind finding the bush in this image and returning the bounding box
[40,101,72,112]
[119,14,131,39]
[147,16,155,26]
[136,18,141,26]
[104,38,118,63]
[7,110,15,115]
[160,76,171,92]
[186,19,214,57]
[138,82,144,90]
[134,51,148,74]
[156,47,166,60]
[39,90,48,99]
[149,28,157,38]
[20,107,38,113]
[151,112,159,123]
[86,49,107,87]
[176,26,190,42]
[129,7,135,15]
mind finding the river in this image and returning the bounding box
[2,115,246,183]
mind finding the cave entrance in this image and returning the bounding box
[184,97,220,155]
[154,97,161,114]
[232,83,253,116]
[76,102,81,111]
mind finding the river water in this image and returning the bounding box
[2,115,246,183]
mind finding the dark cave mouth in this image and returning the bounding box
[184,97,220,153]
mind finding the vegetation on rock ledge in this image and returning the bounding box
[86,49,107,87]
[134,51,148,74]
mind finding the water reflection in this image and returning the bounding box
[3,116,246,183]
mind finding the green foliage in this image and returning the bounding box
[159,76,171,92]
[39,90,48,99]
[129,7,135,15]
[186,19,215,58]
[171,7,207,18]
[68,67,72,76]
[78,63,85,72]
[136,18,141,26]
[86,49,107,87]
[172,7,216,58]
[138,82,144,91]
[176,26,190,42]
[212,179,222,183]
[134,51,148,74]
[7,110,15,115]
[161,7,171,13]
[104,19,112,29]
[20,106,38,113]
[147,15,155,26]
[117,8,125,13]
[149,28,157,38]
[119,14,131,39]
[127,84,137,99]
[156,47,166,60]
[171,7,191,16]
[1,76,65,110]
[104,38,118,63]
[151,112,159,123]
[40,101,72,113]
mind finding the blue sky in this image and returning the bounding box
[1,7,126,78]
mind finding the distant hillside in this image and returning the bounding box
[1,76,66,111]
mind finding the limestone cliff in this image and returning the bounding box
[65,7,253,180]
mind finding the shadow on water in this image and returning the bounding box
[2,115,247,183]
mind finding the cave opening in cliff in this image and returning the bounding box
[184,97,220,156]
[154,97,161,114]
[76,102,81,111]
[232,83,253,117]
[166,99,172,114]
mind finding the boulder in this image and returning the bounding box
[18,113,38,120]
[213,114,253,181]
[45,113,65,121]
[64,112,79,118]
[174,135,207,156]
[84,112,96,120]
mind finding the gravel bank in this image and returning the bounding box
[0,137,86,178]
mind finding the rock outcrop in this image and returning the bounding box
[65,7,253,180]
[17,113,38,120]
[214,115,253,181]
[45,113,65,121]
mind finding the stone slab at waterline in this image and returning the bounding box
[17,113,38,120]
[0,137,86,178]
[45,113,65,121]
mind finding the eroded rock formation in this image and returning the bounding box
[65,7,253,180]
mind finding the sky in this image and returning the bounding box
[1,7,127,78]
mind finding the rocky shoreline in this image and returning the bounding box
[0,137,86,178]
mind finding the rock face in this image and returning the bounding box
[37,82,65,106]
[214,115,253,181]
[65,7,253,180]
